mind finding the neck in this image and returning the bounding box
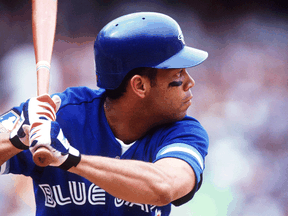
[104,97,158,144]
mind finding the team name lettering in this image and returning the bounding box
[39,182,105,207]
[39,182,159,214]
[114,197,157,213]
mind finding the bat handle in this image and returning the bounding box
[33,147,54,167]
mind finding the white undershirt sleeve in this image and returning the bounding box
[0,161,9,175]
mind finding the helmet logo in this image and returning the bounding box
[178,33,185,45]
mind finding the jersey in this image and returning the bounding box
[0,87,209,216]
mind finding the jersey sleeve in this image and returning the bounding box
[153,116,209,206]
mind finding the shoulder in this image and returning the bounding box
[150,115,209,160]
[171,116,207,132]
[157,116,209,145]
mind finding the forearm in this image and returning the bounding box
[69,155,173,206]
[0,132,22,166]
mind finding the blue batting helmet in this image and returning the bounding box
[94,12,208,89]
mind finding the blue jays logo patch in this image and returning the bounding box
[0,110,19,132]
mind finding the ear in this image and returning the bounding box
[129,75,150,98]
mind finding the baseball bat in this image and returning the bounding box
[32,0,58,167]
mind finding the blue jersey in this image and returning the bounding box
[0,87,209,216]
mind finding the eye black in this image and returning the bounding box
[169,81,183,87]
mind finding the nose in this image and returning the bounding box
[183,70,195,91]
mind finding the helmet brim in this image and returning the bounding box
[155,46,208,69]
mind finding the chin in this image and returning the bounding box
[169,112,186,122]
[177,113,186,121]
[155,110,187,126]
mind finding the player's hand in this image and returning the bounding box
[25,94,61,123]
[29,121,81,170]
[9,94,61,150]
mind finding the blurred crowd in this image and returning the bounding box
[0,0,287,215]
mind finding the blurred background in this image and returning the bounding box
[0,0,288,215]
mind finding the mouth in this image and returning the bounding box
[183,94,193,103]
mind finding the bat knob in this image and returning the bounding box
[33,147,53,167]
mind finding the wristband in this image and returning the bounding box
[9,136,29,150]
[58,154,81,171]
[58,146,81,170]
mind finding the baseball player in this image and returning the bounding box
[0,12,209,216]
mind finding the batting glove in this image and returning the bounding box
[29,121,81,170]
[9,94,61,150]
[25,94,61,122]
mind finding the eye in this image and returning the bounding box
[168,69,185,87]
[169,81,183,87]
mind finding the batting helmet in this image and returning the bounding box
[94,12,208,89]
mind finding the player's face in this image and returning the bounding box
[147,68,195,123]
